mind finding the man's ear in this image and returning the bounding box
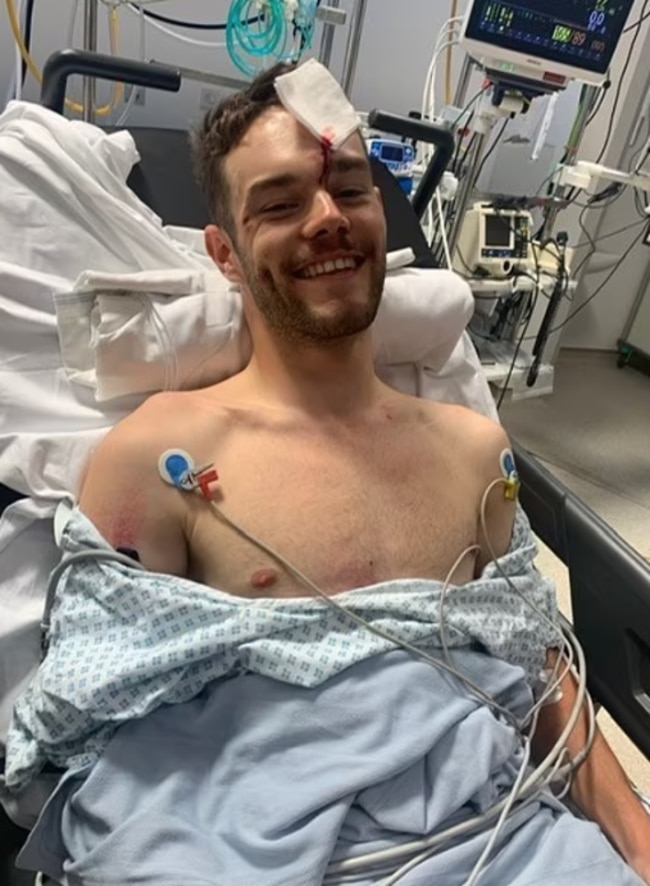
[204,225,243,284]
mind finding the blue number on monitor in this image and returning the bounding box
[588,10,606,30]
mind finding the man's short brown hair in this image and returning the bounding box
[192,62,296,240]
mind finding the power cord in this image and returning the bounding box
[451,83,491,130]
[452,127,477,178]
[20,0,35,87]
[128,4,257,30]
[583,75,610,128]
[491,221,545,409]
[473,117,509,189]
[571,214,646,279]
[547,183,641,289]
[624,5,650,31]
[449,83,492,179]
[569,190,629,278]
[495,287,537,411]
[522,228,646,342]
[526,234,568,388]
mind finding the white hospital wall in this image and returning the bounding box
[1,0,253,129]
[0,1,577,164]
[0,0,641,351]
[0,1,470,122]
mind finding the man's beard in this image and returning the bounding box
[237,248,386,346]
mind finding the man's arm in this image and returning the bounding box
[78,402,189,577]
[473,418,650,881]
[472,418,517,577]
[533,653,650,883]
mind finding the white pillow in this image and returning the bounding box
[54,266,474,402]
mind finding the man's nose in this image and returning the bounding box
[303,190,351,239]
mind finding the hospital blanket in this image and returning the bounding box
[18,650,642,884]
[3,502,558,797]
[4,506,644,885]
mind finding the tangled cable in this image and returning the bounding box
[226,0,318,76]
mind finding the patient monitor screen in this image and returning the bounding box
[464,1,634,75]
[484,214,512,248]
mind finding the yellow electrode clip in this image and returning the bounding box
[500,449,521,502]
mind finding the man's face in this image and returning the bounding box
[214,107,387,346]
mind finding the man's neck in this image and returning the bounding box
[244,331,382,419]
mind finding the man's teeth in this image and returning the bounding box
[301,257,357,278]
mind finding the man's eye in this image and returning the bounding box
[337,188,367,200]
[262,202,298,214]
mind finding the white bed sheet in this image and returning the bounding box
[0,100,497,752]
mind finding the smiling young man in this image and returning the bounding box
[77,62,650,881]
[80,64,514,593]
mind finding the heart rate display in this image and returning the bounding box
[464,1,634,76]
[552,25,573,43]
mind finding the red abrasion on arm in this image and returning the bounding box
[104,490,147,551]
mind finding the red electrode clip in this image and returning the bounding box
[193,464,219,499]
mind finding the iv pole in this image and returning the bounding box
[341,0,369,96]
[82,0,98,122]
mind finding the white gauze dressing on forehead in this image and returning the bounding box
[274,59,361,149]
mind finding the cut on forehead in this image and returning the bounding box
[226,105,369,194]
[242,109,366,163]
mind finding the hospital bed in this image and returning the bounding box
[0,50,649,884]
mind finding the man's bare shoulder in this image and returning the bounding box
[81,393,200,474]
[83,381,258,493]
[122,389,208,430]
[417,399,517,569]
[416,398,511,462]
[77,388,238,574]
[87,385,241,461]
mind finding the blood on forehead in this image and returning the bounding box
[319,128,335,186]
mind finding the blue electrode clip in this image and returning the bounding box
[158,450,219,498]
[159,449,195,490]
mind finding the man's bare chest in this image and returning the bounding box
[184,428,482,597]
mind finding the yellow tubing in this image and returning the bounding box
[4,0,124,117]
[445,0,460,106]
